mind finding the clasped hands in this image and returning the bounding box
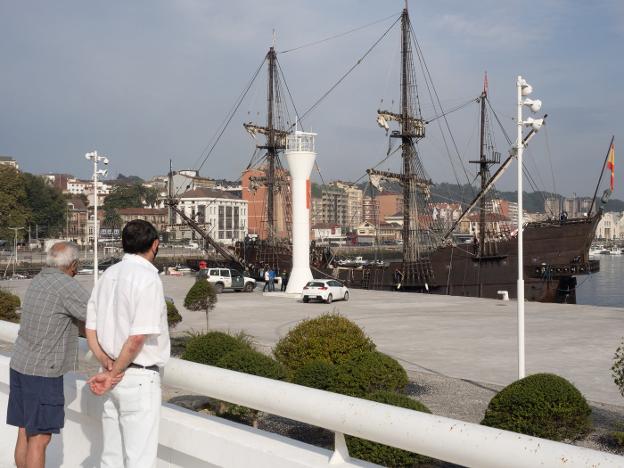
[88,354,124,396]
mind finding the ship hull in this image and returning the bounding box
[333,215,601,303]
[231,215,600,304]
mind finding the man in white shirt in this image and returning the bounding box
[86,220,170,468]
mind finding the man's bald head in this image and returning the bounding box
[46,242,80,272]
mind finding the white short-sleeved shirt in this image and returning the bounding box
[86,254,170,367]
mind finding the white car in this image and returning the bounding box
[301,279,349,304]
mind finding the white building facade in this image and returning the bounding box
[331,181,363,230]
[174,188,248,245]
[595,211,624,240]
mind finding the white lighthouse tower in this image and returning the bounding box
[285,130,317,294]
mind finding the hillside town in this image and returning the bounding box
[1,155,622,251]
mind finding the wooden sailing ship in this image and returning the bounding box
[329,6,601,303]
[167,4,604,303]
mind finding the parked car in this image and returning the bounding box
[301,279,349,304]
[197,268,256,293]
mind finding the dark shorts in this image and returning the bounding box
[7,368,65,436]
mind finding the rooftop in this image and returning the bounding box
[117,207,167,215]
[180,187,242,200]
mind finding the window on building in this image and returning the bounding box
[233,206,239,237]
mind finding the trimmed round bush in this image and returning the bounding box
[0,289,21,323]
[346,391,431,467]
[181,331,252,366]
[481,373,591,441]
[273,313,375,372]
[330,351,408,397]
[166,301,182,329]
[217,348,288,381]
[292,360,336,390]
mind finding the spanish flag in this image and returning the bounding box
[607,142,615,192]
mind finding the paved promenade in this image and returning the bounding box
[2,274,623,406]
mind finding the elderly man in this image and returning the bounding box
[86,220,170,468]
[6,242,90,468]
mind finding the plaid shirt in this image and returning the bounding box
[10,268,89,377]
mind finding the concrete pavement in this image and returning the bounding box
[2,274,623,406]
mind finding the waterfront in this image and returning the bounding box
[577,255,624,308]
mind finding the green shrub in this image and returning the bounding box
[330,351,408,397]
[166,301,182,329]
[181,331,252,366]
[273,313,375,372]
[346,391,431,467]
[292,360,336,390]
[612,339,624,397]
[184,280,217,330]
[217,348,288,381]
[216,347,288,428]
[607,431,624,449]
[0,289,21,323]
[481,373,591,441]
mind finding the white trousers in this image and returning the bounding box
[100,368,161,468]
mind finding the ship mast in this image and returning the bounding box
[368,5,431,273]
[266,46,277,242]
[243,44,289,242]
[468,74,501,256]
[478,82,487,253]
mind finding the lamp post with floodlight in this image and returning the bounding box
[85,151,109,285]
[516,76,544,379]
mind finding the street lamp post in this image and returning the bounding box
[8,227,24,277]
[516,76,544,379]
[85,151,109,285]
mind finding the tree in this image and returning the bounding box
[103,184,160,210]
[0,166,31,241]
[184,280,217,330]
[103,184,144,210]
[74,193,89,208]
[141,186,160,208]
[22,173,67,238]
[103,207,122,230]
[115,173,144,185]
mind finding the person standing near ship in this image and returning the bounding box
[263,268,270,292]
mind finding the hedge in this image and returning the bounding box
[481,373,591,441]
[273,313,374,372]
[216,348,288,381]
[346,391,431,467]
[181,331,252,366]
[0,289,20,323]
[292,360,336,391]
[330,351,409,397]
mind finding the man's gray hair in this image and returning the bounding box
[46,242,80,268]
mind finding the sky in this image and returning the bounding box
[0,0,622,200]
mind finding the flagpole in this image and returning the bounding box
[587,135,615,216]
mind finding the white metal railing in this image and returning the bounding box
[2,321,623,467]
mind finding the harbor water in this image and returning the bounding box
[576,255,623,308]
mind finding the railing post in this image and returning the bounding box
[330,431,350,464]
